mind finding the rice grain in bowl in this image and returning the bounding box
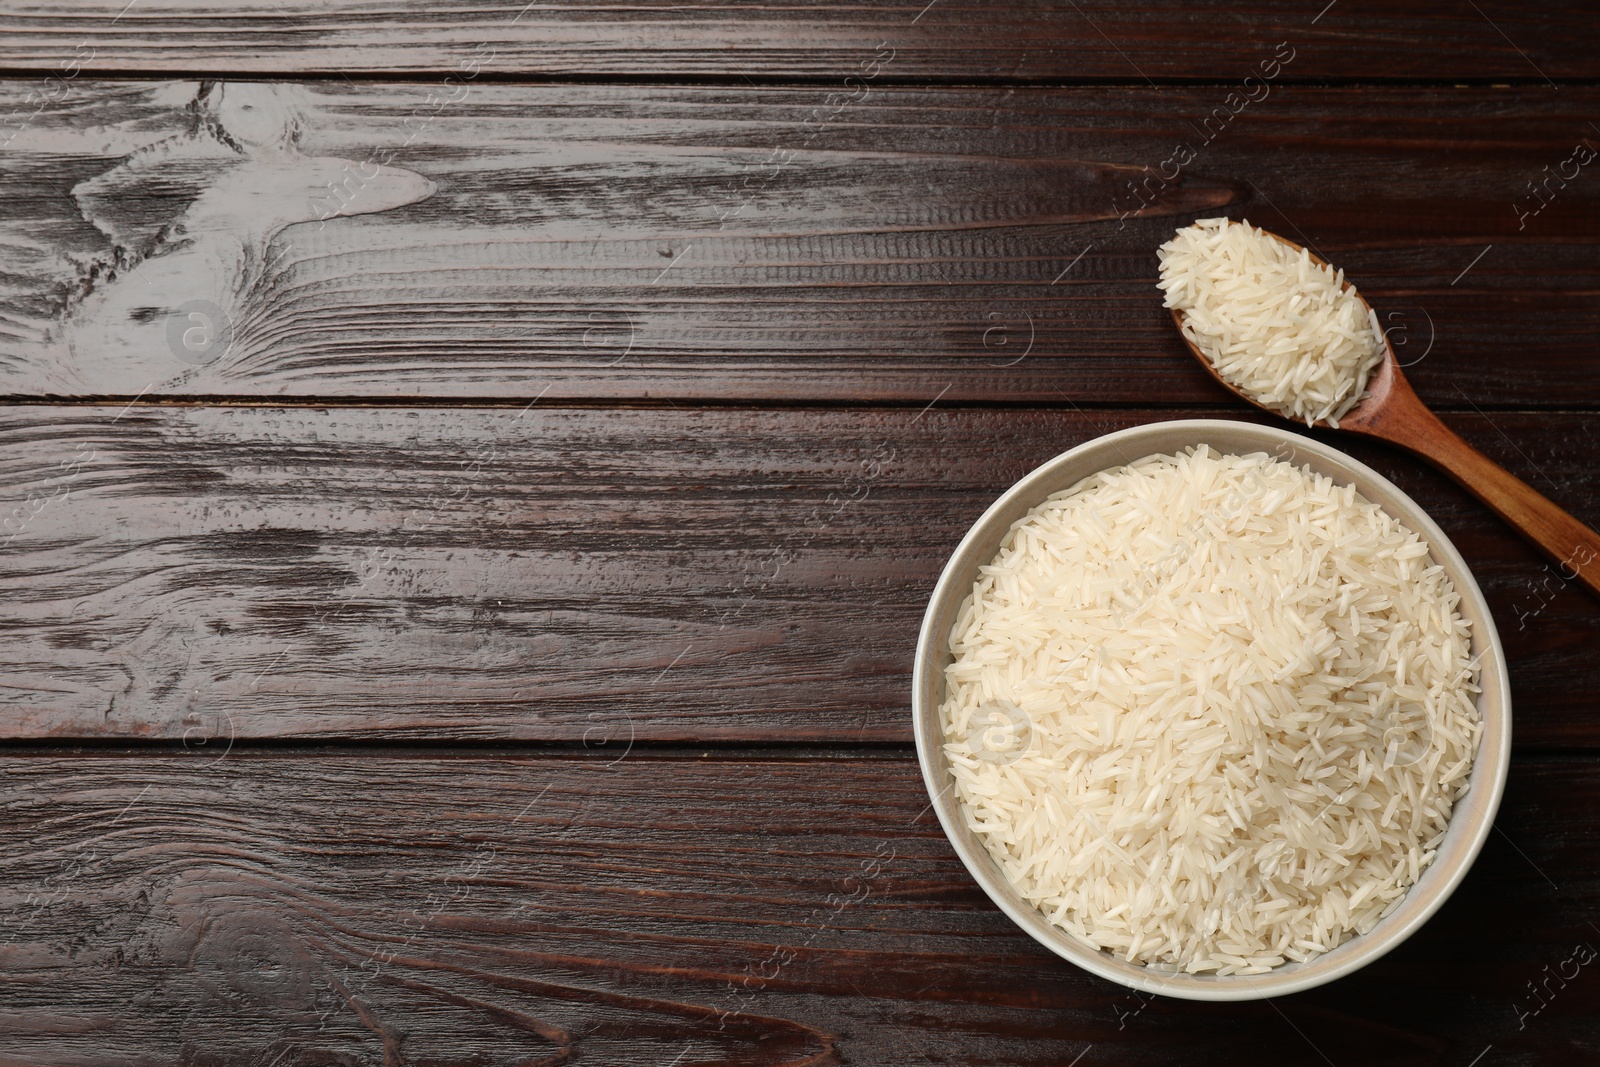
[912,420,1510,1001]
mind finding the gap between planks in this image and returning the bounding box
[0,67,1595,89]
[8,398,1600,415]
[0,741,1597,761]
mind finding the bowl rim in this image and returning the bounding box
[912,418,1512,1002]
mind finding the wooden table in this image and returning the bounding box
[1,3,1597,1063]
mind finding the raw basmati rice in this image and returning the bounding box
[1158,217,1385,427]
[941,447,1480,975]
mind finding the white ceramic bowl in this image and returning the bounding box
[912,419,1511,1002]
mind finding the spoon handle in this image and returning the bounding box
[1378,406,1600,599]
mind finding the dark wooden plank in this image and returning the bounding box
[0,1,1592,80]
[3,80,1598,405]
[2,404,1597,746]
[0,749,1596,1065]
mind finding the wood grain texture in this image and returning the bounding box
[4,6,1597,1063]
[0,749,1596,1066]
[0,0,1592,80]
[3,80,1598,405]
[3,404,1598,745]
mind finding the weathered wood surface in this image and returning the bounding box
[5,7,1600,1063]
[0,750,1595,1066]
[3,404,1596,746]
[2,80,1597,404]
[0,1,1591,80]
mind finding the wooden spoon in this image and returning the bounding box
[1171,227,1600,598]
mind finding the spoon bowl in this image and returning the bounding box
[1169,223,1600,597]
